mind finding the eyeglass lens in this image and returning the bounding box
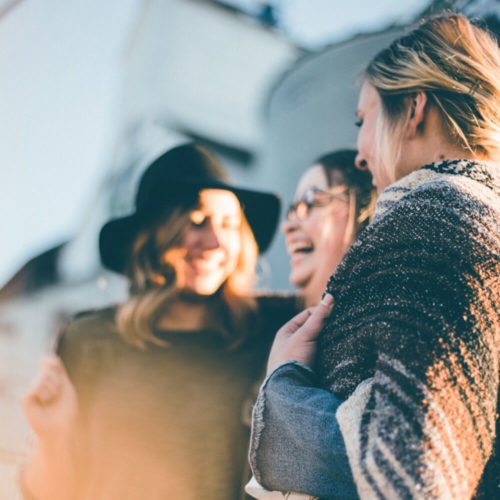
[286,186,347,221]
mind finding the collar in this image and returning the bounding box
[374,159,499,222]
[421,159,500,195]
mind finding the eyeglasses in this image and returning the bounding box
[286,186,348,221]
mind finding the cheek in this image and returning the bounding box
[357,125,372,156]
[305,217,326,242]
[356,127,364,150]
[222,234,242,266]
[315,214,349,258]
[180,230,197,254]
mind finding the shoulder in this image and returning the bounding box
[56,306,122,384]
[374,160,500,224]
[254,293,302,320]
[63,306,117,339]
[56,306,120,356]
[331,162,500,285]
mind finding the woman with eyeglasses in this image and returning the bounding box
[245,149,376,499]
[282,149,376,308]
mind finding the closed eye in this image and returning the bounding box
[189,210,206,227]
[221,217,241,230]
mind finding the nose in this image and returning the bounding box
[355,153,369,171]
[281,216,298,235]
[201,221,221,250]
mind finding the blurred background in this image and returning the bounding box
[0,0,498,496]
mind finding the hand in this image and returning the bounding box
[267,293,334,374]
[22,355,78,439]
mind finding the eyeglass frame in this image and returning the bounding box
[286,185,349,221]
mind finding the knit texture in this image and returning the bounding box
[317,160,500,499]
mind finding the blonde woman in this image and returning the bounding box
[21,143,298,500]
[249,14,500,500]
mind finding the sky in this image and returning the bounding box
[0,0,140,285]
[219,0,429,48]
[278,0,428,49]
[0,0,431,287]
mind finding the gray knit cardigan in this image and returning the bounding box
[318,160,499,499]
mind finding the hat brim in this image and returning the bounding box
[99,180,280,274]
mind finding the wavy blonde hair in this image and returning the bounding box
[362,13,500,183]
[116,191,258,349]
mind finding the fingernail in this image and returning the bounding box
[321,293,334,306]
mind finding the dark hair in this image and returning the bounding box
[314,149,377,243]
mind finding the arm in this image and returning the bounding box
[334,319,499,500]
[336,339,498,499]
[320,183,500,499]
[21,356,78,500]
[249,361,357,499]
[248,296,358,499]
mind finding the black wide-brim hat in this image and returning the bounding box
[99,143,281,274]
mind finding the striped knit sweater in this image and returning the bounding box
[317,160,500,499]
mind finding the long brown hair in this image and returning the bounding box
[116,190,258,348]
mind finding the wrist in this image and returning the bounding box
[264,360,318,388]
[38,426,76,458]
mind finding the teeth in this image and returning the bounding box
[289,241,313,254]
[191,260,222,270]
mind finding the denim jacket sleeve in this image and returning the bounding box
[249,360,358,500]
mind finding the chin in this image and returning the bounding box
[289,271,310,291]
[189,286,220,296]
[188,279,226,297]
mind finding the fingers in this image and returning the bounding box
[276,294,334,339]
[309,293,335,326]
[294,293,335,343]
[41,355,72,384]
[266,294,335,373]
[23,356,66,406]
[276,307,314,337]
[41,354,66,374]
[321,292,335,308]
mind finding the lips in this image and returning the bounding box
[287,239,314,256]
[189,259,224,273]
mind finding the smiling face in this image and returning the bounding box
[162,189,242,296]
[281,165,350,307]
[355,81,394,193]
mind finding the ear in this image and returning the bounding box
[407,91,427,139]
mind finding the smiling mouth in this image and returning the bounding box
[189,259,223,273]
[288,242,314,255]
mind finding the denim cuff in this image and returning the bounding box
[263,360,318,391]
[250,360,317,480]
[249,361,357,499]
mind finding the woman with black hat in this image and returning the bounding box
[20,143,298,500]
